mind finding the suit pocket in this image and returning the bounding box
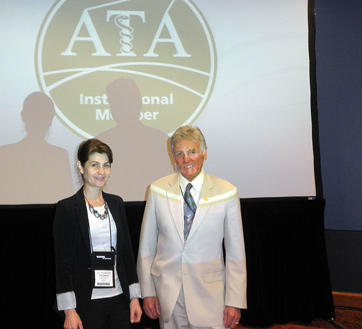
[203,270,224,283]
[151,264,162,277]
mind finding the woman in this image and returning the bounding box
[53,139,142,329]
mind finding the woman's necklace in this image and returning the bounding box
[84,195,109,220]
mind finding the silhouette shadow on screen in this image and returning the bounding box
[97,78,173,201]
[0,92,73,204]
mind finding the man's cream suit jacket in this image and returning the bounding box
[137,172,247,327]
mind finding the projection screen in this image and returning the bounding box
[0,0,318,204]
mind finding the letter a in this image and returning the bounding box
[144,7,191,58]
[61,11,111,56]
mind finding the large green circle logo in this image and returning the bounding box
[36,0,216,138]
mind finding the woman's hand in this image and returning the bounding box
[64,309,83,329]
[130,298,142,323]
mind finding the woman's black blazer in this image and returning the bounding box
[53,187,139,316]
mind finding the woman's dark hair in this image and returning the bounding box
[77,139,113,167]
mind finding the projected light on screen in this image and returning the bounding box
[0,0,317,203]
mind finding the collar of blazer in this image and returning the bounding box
[74,187,122,254]
[167,173,215,243]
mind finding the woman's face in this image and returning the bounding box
[79,152,111,190]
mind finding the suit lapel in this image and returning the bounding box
[74,188,92,253]
[186,174,214,242]
[166,175,184,242]
[103,192,120,227]
[103,192,122,250]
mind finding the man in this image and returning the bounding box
[137,125,247,329]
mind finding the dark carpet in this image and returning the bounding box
[238,306,362,329]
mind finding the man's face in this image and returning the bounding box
[173,139,207,182]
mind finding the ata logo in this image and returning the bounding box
[35,0,216,138]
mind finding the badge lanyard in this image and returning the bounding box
[88,203,116,289]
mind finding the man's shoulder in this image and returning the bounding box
[148,172,238,193]
[206,174,237,191]
[151,173,178,187]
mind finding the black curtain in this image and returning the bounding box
[239,199,334,326]
[0,199,334,328]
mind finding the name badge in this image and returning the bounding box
[91,251,116,289]
[94,269,114,288]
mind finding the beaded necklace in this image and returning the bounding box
[84,195,109,220]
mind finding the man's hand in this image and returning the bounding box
[223,306,241,328]
[143,296,161,319]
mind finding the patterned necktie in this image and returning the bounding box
[183,183,197,240]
